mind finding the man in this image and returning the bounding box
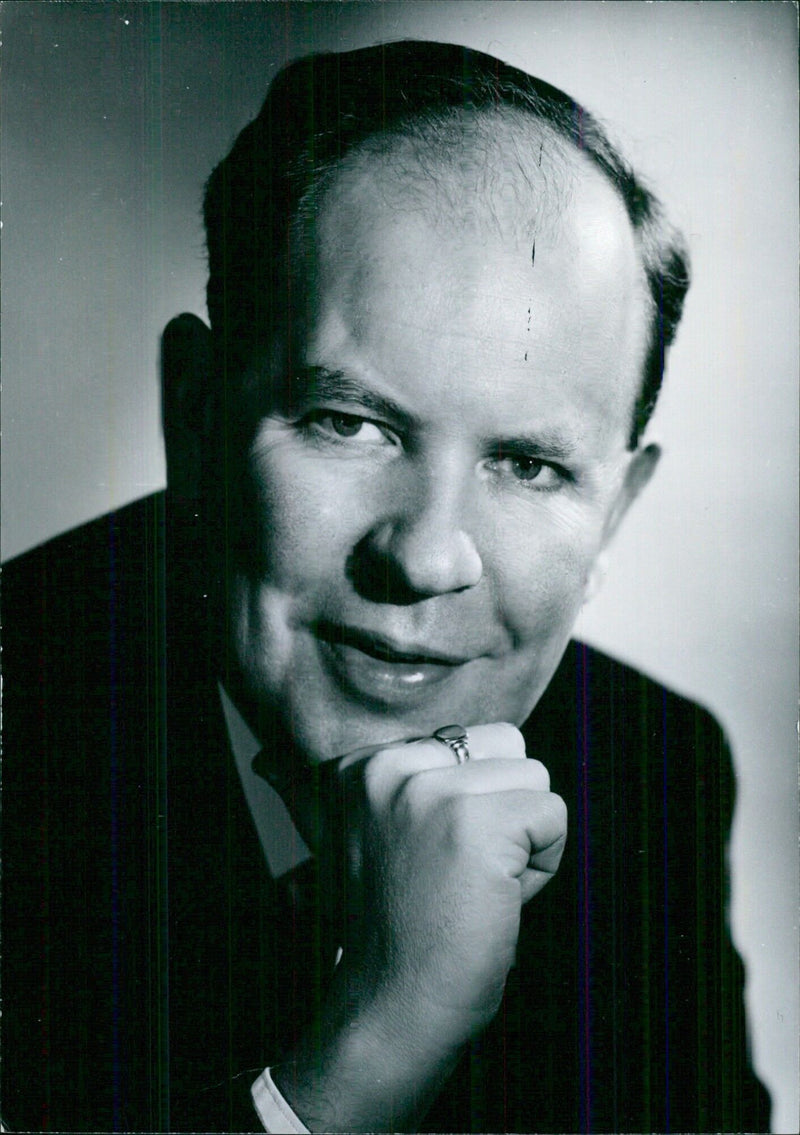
[2,41,769,1132]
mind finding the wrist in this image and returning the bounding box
[274,967,463,1132]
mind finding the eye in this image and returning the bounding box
[506,456,544,481]
[302,411,395,446]
[487,453,566,490]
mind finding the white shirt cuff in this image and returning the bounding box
[251,1066,310,1134]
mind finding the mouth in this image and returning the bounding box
[316,621,471,665]
[314,620,474,706]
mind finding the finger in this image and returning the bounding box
[489,788,567,855]
[409,757,552,796]
[434,722,527,764]
[520,861,565,904]
[352,723,532,803]
[521,793,567,902]
[337,721,526,774]
[343,720,527,776]
[474,790,566,902]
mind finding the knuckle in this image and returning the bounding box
[547,792,568,829]
[490,721,526,758]
[396,767,426,812]
[445,790,484,839]
[525,758,550,790]
[433,787,467,829]
[393,765,446,825]
[362,746,400,802]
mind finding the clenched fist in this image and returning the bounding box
[276,723,566,1132]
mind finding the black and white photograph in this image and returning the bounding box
[2,2,797,1131]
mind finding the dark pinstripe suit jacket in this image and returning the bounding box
[2,494,769,1131]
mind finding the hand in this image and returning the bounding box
[276,723,566,1131]
[329,723,565,1036]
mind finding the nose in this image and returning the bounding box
[354,461,483,602]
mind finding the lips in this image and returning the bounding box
[315,620,471,665]
[314,619,475,706]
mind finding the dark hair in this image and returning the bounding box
[204,40,690,446]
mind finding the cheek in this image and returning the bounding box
[245,448,366,587]
[491,502,605,639]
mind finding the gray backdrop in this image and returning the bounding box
[3,3,797,1128]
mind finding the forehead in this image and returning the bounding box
[290,137,648,454]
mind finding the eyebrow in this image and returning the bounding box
[290,367,418,428]
[290,366,579,463]
[484,432,578,464]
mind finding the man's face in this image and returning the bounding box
[225,155,653,764]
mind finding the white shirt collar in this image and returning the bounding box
[219,682,312,879]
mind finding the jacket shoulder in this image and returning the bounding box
[544,639,729,748]
[3,494,166,618]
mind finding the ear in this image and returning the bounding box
[161,313,214,501]
[583,442,661,605]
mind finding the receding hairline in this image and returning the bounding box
[293,107,651,390]
[203,41,691,445]
[294,106,580,250]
